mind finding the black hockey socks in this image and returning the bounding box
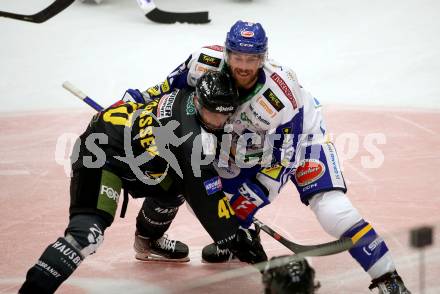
[136,197,180,239]
[19,237,83,294]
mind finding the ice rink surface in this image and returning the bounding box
[1,0,440,293]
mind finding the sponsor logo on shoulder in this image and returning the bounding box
[198,53,221,68]
[204,176,223,195]
[295,159,326,187]
[270,72,298,109]
[157,90,178,118]
[262,88,285,112]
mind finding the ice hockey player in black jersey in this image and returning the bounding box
[19,71,267,294]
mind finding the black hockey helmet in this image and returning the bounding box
[195,70,239,115]
[262,255,319,294]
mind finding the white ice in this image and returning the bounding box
[1,0,439,112]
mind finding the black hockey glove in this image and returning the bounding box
[262,255,320,294]
[229,227,268,264]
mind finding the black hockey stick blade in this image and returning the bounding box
[254,218,354,256]
[146,8,210,24]
[0,0,75,23]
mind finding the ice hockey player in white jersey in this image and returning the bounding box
[123,20,411,294]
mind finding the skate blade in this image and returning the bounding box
[201,258,242,264]
[135,253,190,263]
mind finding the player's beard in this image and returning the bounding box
[232,68,258,90]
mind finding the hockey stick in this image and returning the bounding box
[0,0,75,23]
[136,0,210,24]
[254,218,354,256]
[62,81,104,111]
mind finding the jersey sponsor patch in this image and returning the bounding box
[249,103,270,125]
[198,53,222,68]
[262,88,285,112]
[204,176,223,195]
[161,79,170,93]
[257,96,276,117]
[282,127,292,134]
[270,72,297,109]
[97,170,122,218]
[260,165,283,180]
[195,64,209,74]
[323,142,343,182]
[146,84,162,96]
[157,90,178,118]
[295,159,326,187]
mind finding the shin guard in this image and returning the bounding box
[19,237,83,294]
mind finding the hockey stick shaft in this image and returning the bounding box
[0,0,75,23]
[62,81,104,111]
[254,218,353,256]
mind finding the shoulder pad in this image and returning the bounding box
[187,46,226,86]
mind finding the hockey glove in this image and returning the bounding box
[230,227,267,264]
[262,255,319,293]
[122,89,147,103]
[229,181,270,228]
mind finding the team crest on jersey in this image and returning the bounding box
[198,53,221,68]
[295,159,326,187]
[157,90,178,118]
[204,176,223,195]
[262,88,285,112]
[270,72,297,109]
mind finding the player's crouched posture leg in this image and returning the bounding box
[134,193,190,262]
[309,190,411,294]
[19,168,119,294]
